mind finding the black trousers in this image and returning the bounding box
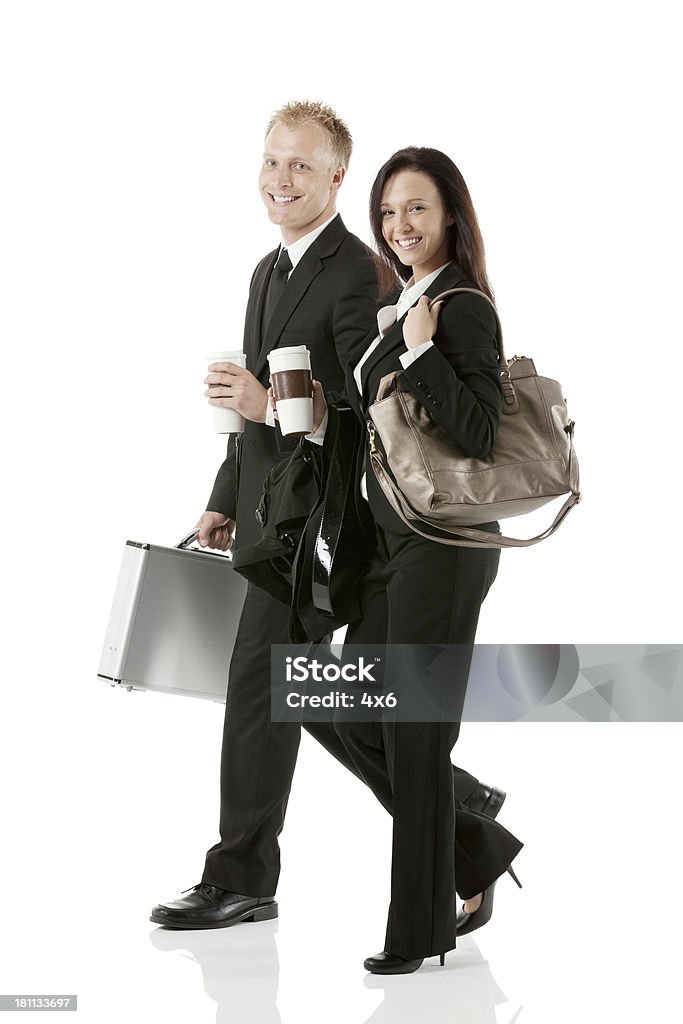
[328,524,523,960]
[200,583,504,902]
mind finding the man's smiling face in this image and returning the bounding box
[258,121,344,244]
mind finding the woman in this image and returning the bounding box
[274,147,524,974]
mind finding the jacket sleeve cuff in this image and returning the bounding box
[305,409,328,446]
[399,339,434,367]
[265,401,276,428]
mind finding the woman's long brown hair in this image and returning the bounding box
[369,147,495,303]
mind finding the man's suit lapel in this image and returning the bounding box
[253,214,349,380]
[359,261,469,406]
[253,245,324,378]
[246,249,278,371]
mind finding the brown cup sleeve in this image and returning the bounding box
[271,369,313,402]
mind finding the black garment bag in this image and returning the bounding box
[232,400,375,642]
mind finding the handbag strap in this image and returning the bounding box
[429,285,505,362]
[369,446,581,548]
[311,405,359,614]
[428,287,520,412]
[311,406,344,613]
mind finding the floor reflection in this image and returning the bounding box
[149,924,521,1024]
[149,919,280,1024]
[362,939,522,1024]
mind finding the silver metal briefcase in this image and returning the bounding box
[97,529,248,702]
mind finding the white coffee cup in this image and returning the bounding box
[267,346,313,437]
[206,350,247,433]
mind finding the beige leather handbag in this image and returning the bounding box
[367,287,581,548]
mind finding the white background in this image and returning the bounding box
[1,1,681,1022]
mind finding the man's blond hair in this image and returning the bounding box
[265,100,353,170]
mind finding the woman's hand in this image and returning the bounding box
[310,380,327,432]
[267,380,327,434]
[403,295,445,349]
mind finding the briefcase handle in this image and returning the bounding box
[176,528,233,559]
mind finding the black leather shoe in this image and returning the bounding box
[363,950,446,974]
[463,780,506,819]
[456,864,522,937]
[150,884,278,929]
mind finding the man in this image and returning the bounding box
[151,101,504,930]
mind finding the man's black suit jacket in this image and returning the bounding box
[206,214,378,551]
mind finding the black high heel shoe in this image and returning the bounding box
[456,864,522,937]
[363,950,447,974]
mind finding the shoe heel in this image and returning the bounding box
[507,865,522,889]
[439,952,445,966]
[246,902,278,922]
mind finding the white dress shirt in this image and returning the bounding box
[307,261,451,446]
[306,261,451,501]
[282,212,339,272]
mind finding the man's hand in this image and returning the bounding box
[195,510,235,551]
[403,295,445,349]
[205,362,269,423]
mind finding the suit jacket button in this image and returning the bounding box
[433,400,441,408]
[416,380,425,389]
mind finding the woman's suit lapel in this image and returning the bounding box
[359,262,469,408]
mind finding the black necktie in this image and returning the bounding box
[262,247,293,339]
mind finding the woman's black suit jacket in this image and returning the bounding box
[343,260,503,536]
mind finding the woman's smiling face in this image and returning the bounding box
[380,169,454,280]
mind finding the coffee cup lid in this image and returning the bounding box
[207,352,246,367]
[268,345,310,359]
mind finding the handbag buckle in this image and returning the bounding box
[366,420,377,454]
